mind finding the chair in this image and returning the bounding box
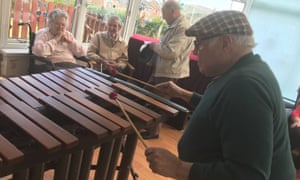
[19,22,92,74]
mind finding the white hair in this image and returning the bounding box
[231,35,256,48]
[108,15,123,27]
[47,8,69,27]
[206,34,256,48]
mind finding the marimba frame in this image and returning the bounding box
[0,67,185,180]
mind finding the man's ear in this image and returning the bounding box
[118,21,123,29]
[222,35,233,49]
[223,41,228,48]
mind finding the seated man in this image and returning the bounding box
[87,15,128,73]
[32,8,86,71]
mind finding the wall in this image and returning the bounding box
[248,0,300,100]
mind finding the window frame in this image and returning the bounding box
[0,0,253,49]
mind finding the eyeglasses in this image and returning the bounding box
[53,22,66,28]
[194,36,220,54]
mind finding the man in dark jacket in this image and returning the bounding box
[145,10,296,180]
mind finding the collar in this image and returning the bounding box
[208,52,256,86]
[168,15,184,29]
[234,52,255,66]
[104,31,123,42]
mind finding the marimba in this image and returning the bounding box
[0,67,188,180]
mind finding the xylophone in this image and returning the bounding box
[0,67,189,180]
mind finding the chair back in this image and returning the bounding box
[18,22,35,55]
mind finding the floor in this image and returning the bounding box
[126,123,183,180]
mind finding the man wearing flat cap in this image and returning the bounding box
[145,10,295,180]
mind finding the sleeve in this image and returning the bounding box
[189,77,274,180]
[87,33,102,63]
[189,93,202,108]
[152,25,189,60]
[66,31,86,57]
[32,30,57,57]
[116,43,128,70]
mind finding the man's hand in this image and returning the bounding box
[145,147,179,178]
[62,32,74,43]
[54,31,73,43]
[156,81,193,102]
[291,116,300,128]
[148,42,156,50]
[103,59,117,69]
[145,147,192,180]
[54,31,65,42]
[155,81,180,97]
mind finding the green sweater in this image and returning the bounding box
[178,53,295,180]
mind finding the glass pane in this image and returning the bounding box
[135,0,248,39]
[9,0,76,41]
[83,0,129,43]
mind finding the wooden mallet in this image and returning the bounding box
[109,67,157,90]
[109,91,148,148]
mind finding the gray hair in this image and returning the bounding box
[231,35,256,48]
[207,35,256,48]
[47,8,69,26]
[108,15,123,27]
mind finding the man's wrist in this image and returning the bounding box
[175,160,193,180]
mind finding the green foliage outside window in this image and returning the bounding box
[47,0,75,6]
[87,5,126,21]
[136,17,167,39]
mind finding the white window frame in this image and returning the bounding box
[122,0,142,42]
[74,0,141,43]
[0,0,253,49]
[0,0,25,49]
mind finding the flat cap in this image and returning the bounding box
[186,10,253,40]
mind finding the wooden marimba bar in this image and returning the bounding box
[0,67,185,180]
